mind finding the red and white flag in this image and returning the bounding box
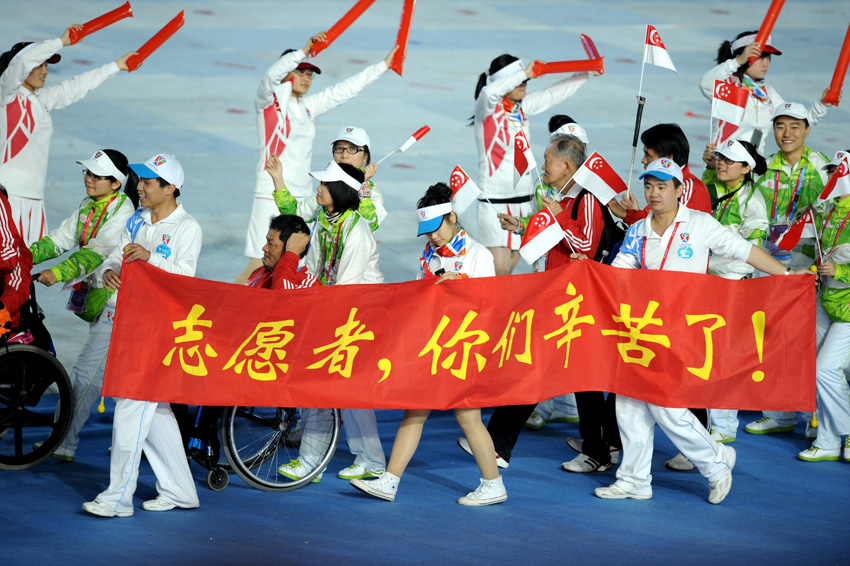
[567,152,627,205]
[711,80,748,126]
[819,152,850,201]
[776,209,816,252]
[643,25,677,74]
[514,131,537,188]
[519,208,565,264]
[449,165,482,214]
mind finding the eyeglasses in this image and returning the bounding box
[332,145,365,155]
[716,155,744,166]
[82,169,109,181]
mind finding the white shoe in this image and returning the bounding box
[33,441,75,462]
[457,476,507,506]
[337,464,382,480]
[594,482,651,500]
[525,410,547,430]
[82,500,131,518]
[457,437,508,469]
[845,436,850,461]
[141,496,177,512]
[744,416,796,434]
[277,458,320,482]
[561,453,612,473]
[546,408,579,424]
[797,445,840,462]
[708,446,736,504]
[566,437,620,464]
[665,452,696,472]
[351,473,398,502]
[710,430,736,443]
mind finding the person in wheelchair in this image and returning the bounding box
[0,182,32,340]
[246,213,318,290]
[29,149,137,463]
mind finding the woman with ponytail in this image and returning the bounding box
[473,53,591,276]
[699,30,831,156]
[350,183,507,506]
[30,148,137,462]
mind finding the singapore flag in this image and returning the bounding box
[449,165,483,214]
[519,208,564,264]
[819,152,850,201]
[711,80,749,126]
[567,152,627,205]
[643,25,677,74]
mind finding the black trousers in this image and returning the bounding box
[486,404,537,463]
[575,391,621,463]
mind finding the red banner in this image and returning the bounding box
[102,260,816,412]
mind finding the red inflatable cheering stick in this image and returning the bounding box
[532,58,604,78]
[823,20,850,107]
[126,11,185,73]
[68,2,134,45]
[310,0,377,57]
[749,0,785,65]
[389,0,418,76]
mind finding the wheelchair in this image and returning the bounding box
[0,279,72,470]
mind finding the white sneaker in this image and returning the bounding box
[594,481,651,500]
[456,437,508,469]
[141,496,177,512]
[708,446,736,504]
[457,476,507,506]
[337,464,382,480]
[797,445,840,462]
[277,458,320,482]
[525,410,547,430]
[744,416,796,434]
[561,453,612,473]
[546,408,579,424]
[845,436,850,461]
[82,500,132,518]
[665,452,696,472]
[350,472,399,502]
[710,430,736,443]
[565,437,620,464]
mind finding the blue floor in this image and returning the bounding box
[3,406,848,566]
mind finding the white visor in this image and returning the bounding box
[487,59,525,84]
[309,161,361,191]
[76,150,127,184]
[549,123,589,145]
[712,139,756,168]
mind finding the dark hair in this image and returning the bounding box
[269,214,310,259]
[640,123,690,167]
[736,140,767,186]
[548,114,577,133]
[98,149,139,209]
[323,163,363,213]
[473,54,519,100]
[716,30,773,78]
[416,183,454,231]
[0,182,6,197]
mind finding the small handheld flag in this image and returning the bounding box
[643,25,677,74]
[449,165,482,215]
[520,208,567,264]
[376,126,430,164]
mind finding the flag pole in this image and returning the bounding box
[627,34,649,196]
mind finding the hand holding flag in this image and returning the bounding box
[376,126,430,164]
[519,208,567,264]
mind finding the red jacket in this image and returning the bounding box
[0,192,31,329]
[246,251,320,290]
[547,192,604,271]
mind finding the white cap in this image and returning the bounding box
[487,59,525,83]
[76,150,127,184]
[549,123,589,145]
[309,161,361,191]
[712,139,756,168]
[129,154,184,190]
[773,102,808,121]
[823,150,850,171]
[333,126,370,149]
[640,158,683,183]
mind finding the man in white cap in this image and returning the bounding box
[235,31,398,284]
[0,25,135,245]
[83,153,203,518]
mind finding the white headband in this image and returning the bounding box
[730,33,775,52]
[549,123,589,145]
[487,59,525,84]
[416,202,452,222]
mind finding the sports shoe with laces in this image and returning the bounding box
[797,445,840,462]
[805,422,817,440]
[744,416,796,434]
[665,452,696,472]
[457,437,508,469]
[565,437,620,464]
[546,407,579,424]
[350,472,399,502]
[561,453,611,473]
[141,496,177,512]
[277,458,320,482]
[594,481,651,500]
[337,463,382,480]
[525,411,547,430]
[710,429,736,443]
[708,446,736,504]
[457,476,507,506]
[82,500,132,518]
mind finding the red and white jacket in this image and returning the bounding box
[0,38,119,200]
[246,250,320,290]
[0,191,31,326]
[547,193,604,271]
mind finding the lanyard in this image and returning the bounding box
[771,167,806,222]
[79,195,117,248]
[642,221,680,271]
[324,222,344,286]
[821,206,850,256]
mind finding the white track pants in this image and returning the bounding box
[814,304,850,450]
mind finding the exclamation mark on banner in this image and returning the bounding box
[752,311,765,382]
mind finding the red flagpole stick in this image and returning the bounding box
[823,20,850,107]
[749,0,785,65]
[126,11,185,73]
[310,0,377,57]
[532,58,604,78]
[581,34,600,59]
[69,2,134,45]
[389,0,417,76]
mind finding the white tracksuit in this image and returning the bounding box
[0,38,120,244]
[243,48,389,257]
[93,203,202,516]
[699,59,827,155]
[609,205,746,493]
[473,69,588,248]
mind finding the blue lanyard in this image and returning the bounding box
[125,209,146,244]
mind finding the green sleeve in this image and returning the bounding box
[834,263,850,285]
[358,194,379,231]
[273,188,297,215]
[29,236,61,266]
[48,247,106,283]
[701,169,719,201]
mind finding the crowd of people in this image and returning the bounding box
[1,22,847,517]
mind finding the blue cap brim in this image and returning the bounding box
[639,171,676,182]
[417,216,443,236]
[129,163,160,179]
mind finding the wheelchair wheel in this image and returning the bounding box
[221,406,340,491]
[0,345,72,470]
[206,466,229,491]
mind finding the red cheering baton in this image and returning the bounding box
[127,11,185,73]
[389,0,418,76]
[823,19,850,107]
[749,0,785,65]
[581,34,600,59]
[376,125,430,164]
[532,58,604,78]
[69,2,134,45]
[310,0,377,57]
